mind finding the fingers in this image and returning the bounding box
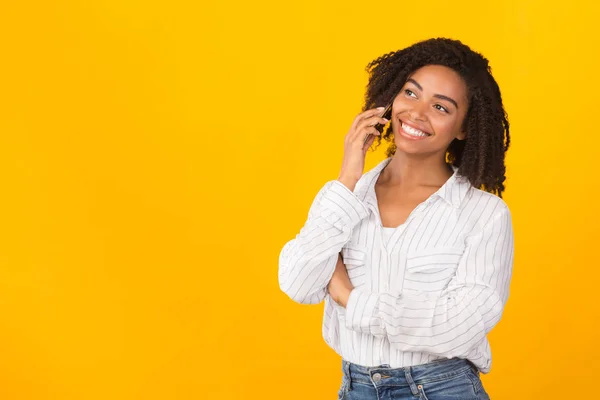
[363,132,376,149]
[361,107,387,119]
[363,126,379,140]
[351,113,389,143]
[350,107,386,131]
[356,116,389,132]
[347,107,390,145]
[353,126,379,146]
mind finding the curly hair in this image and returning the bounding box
[364,38,510,197]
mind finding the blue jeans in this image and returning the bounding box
[338,358,490,400]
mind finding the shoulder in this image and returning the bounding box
[463,186,512,226]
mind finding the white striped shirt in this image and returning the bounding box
[278,157,514,373]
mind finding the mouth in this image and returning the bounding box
[399,120,432,140]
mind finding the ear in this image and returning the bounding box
[456,131,467,140]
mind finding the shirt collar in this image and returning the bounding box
[355,157,471,210]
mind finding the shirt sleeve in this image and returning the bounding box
[278,180,369,304]
[344,205,514,357]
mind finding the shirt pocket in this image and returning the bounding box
[402,247,464,294]
[341,244,368,290]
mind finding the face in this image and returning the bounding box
[391,64,468,157]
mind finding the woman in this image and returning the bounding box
[278,38,514,400]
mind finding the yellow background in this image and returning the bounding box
[0,0,598,398]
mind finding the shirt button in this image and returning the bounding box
[372,373,382,382]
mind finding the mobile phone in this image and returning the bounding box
[363,101,393,145]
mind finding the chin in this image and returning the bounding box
[393,139,442,158]
[394,139,428,155]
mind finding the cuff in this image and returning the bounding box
[344,289,385,336]
[318,180,369,230]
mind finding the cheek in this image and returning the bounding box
[392,96,411,112]
[431,116,462,137]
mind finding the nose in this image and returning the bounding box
[408,101,428,121]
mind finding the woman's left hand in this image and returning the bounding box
[327,253,354,308]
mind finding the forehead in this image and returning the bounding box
[407,65,468,101]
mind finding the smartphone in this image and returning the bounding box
[363,101,394,145]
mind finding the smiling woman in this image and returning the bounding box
[278,38,513,400]
[394,66,468,149]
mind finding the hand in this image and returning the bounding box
[327,253,354,308]
[338,107,389,191]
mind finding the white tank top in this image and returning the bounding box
[382,226,396,243]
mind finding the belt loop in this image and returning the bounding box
[468,359,479,374]
[343,360,353,391]
[403,366,419,396]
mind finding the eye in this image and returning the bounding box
[404,89,417,98]
[434,104,449,113]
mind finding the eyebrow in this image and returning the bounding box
[406,78,459,109]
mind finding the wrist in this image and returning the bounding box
[337,175,358,192]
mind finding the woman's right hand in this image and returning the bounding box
[337,107,389,191]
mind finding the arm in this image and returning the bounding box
[343,206,514,357]
[278,180,369,304]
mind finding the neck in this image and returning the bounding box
[379,152,452,187]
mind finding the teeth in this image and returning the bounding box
[402,122,429,137]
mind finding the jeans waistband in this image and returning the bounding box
[342,357,478,393]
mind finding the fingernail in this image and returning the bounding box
[377,107,385,110]
[383,118,389,122]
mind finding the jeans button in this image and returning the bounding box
[372,373,382,382]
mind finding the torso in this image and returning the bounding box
[317,157,510,373]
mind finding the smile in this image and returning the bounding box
[400,121,432,139]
